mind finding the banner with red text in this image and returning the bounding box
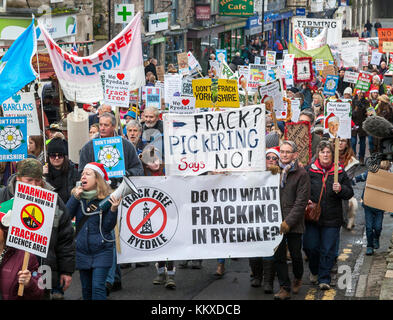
[39,13,145,103]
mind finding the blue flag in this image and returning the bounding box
[0,18,37,105]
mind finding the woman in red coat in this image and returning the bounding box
[0,210,44,300]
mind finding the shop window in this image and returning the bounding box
[165,34,184,69]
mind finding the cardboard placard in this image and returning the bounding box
[364,169,393,212]
[321,64,337,78]
[177,52,189,75]
[284,121,312,166]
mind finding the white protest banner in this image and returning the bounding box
[6,182,57,258]
[343,71,359,84]
[340,38,359,68]
[283,54,294,87]
[1,92,40,136]
[324,101,352,139]
[39,13,145,104]
[258,79,285,119]
[290,99,302,122]
[187,51,202,72]
[248,64,267,92]
[371,51,383,65]
[292,17,342,50]
[209,60,221,78]
[102,70,131,108]
[164,74,182,105]
[163,104,266,176]
[169,96,196,114]
[117,172,283,263]
[293,27,328,51]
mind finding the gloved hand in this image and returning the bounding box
[280,221,290,234]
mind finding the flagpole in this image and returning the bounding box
[34,16,48,162]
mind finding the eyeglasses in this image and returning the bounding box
[266,156,278,161]
[49,153,64,159]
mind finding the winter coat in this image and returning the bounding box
[307,160,354,227]
[0,247,44,300]
[280,161,310,234]
[66,195,118,270]
[45,160,80,204]
[352,98,368,137]
[0,175,75,287]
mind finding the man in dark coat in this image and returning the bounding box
[144,58,158,79]
[274,141,310,300]
[0,158,75,300]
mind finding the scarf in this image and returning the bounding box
[48,167,68,202]
[317,159,333,174]
[81,190,98,201]
[279,160,296,188]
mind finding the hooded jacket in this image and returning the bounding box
[307,160,354,227]
[0,175,75,287]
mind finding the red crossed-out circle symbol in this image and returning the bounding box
[126,198,167,240]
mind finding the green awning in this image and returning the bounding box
[288,42,334,61]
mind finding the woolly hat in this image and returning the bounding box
[84,162,110,184]
[48,138,67,155]
[266,146,280,158]
[343,87,352,95]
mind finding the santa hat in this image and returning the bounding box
[85,162,110,184]
[325,113,339,128]
[266,146,280,158]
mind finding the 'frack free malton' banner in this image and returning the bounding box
[163,104,266,176]
[39,13,145,104]
[117,173,283,263]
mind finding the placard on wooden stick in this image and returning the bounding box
[284,121,312,166]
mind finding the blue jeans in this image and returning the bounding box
[303,223,340,285]
[79,267,110,300]
[106,245,121,285]
[364,205,384,248]
[351,135,366,159]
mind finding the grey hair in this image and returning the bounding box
[144,106,160,117]
[100,112,116,127]
[299,109,315,125]
[281,140,297,153]
[126,120,142,131]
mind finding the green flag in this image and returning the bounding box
[288,43,334,61]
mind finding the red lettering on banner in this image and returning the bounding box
[70,56,80,65]
[55,44,62,56]
[64,53,72,63]
[115,37,126,50]
[107,43,117,56]
[124,30,133,44]
[49,41,54,50]
[82,58,93,65]
[98,52,106,61]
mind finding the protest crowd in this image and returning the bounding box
[0,13,393,301]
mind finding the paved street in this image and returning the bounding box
[63,166,392,301]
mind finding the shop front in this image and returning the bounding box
[218,20,246,62]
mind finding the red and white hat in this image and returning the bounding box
[85,162,110,184]
[266,146,280,158]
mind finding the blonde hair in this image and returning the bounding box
[72,170,112,200]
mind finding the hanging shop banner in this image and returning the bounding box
[293,27,328,51]
[219,0,254,17]
[216,79,240,108]
[146,87,161,109]
[163,104,266,176]
[1,92,40,136]
[169,96,196,114]
[355,72,373,92]
[6,182,57,258]
[292,18,342,51]
[0,116,27,162]
[324,101,351,139]
[117,172,282,263]
[102,70,131,109]
[38,13,145,104]
[323,75,339,96]
[93,137,125,178]
[148,12,169,33]
[284,121,312,166]
[248,64,268,92]
[192,78,212,108]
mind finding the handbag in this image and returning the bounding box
[305,172,328,222]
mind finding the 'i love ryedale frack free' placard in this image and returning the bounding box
[102,70,132,108]
[6,182,57,258]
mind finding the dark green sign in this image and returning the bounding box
[219,0,254,17]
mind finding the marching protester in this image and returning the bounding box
[66,162,121,300]
[0,158,75,300]
[274,141,310,300]
[28,135,45,165]
[126,120,144,155]
[303,140,354,290]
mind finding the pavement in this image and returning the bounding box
[60,166,393,301]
